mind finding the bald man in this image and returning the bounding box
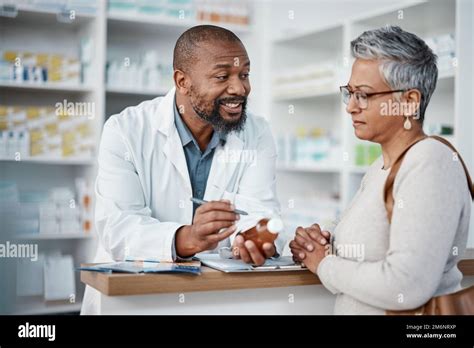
[82,25,284,314]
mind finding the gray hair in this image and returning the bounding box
[350,25,438,124]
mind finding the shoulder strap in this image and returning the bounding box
[384,135,474,223]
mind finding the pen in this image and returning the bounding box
[190,197,248,215]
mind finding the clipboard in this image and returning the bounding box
[195,253,306,273]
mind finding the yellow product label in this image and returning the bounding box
[0,120,7,130]
[57,110,69,119]
[50,55,64,68]
[296,127,306,138]
[62,144,75,157]
[36,54,49,67]
[30,143,44,156]
[26,107,40,119]
[45,123,58,135]
[49,69,62,82]
[62,131,76,144]
[3,51,17,62]
[30,129,43,142]
[77,123,91,137]
[0,106,7,117]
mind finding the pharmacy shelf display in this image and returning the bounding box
[0,0,106,315]
[267,0,472,243]
[0,0,252,315]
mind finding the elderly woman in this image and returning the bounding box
[290,26,473,314]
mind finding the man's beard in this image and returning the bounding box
[189,88,248,134]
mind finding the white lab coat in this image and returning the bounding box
[81,88,284,314]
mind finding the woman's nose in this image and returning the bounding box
[346,93,360,114]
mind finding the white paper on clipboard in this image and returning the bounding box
[196,253,304,273]
[221,190,274,234]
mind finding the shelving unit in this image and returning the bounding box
[0,0,253,315]
[266,0,473,244]
[0,0,105,315]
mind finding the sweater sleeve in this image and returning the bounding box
[317,140,468,310]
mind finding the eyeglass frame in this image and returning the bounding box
[339,85,407,109]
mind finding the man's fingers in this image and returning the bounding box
[239,242,252,263]
[200,210,238,224]
[199,221,234,235]
[208,225,237,243]
[321,230,331,238]
[232,234,244,259]
[195,200,234,215]
[244,240,265,266]
[262,242,275,258]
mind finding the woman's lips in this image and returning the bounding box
[352,120,366,127]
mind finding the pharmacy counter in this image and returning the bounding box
[81,254,474,315]
[81,266,335,315]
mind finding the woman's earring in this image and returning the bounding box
[404,115,412,130]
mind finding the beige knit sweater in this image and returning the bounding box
[317,138,472,314]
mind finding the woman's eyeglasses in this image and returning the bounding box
[339,85,406,109]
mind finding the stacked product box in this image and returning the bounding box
[0,50,81,85]
[0,105,95,160]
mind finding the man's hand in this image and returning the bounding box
[232,234,276,266]
[175,200,238,258]
[290,224,331,273]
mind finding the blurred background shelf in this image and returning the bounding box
[106,86,167,96]
[277,163,341,173]
[0,157,96,165]
[1,2,96,25]
[0,81,95,93]
[15,233,93,240]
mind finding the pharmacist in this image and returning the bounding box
[82,25,285,314]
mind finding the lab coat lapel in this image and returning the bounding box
[205,133,244,200]
[163,129,192,193]
[155,88,192,193]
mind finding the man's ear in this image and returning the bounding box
[174,69,189,95]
